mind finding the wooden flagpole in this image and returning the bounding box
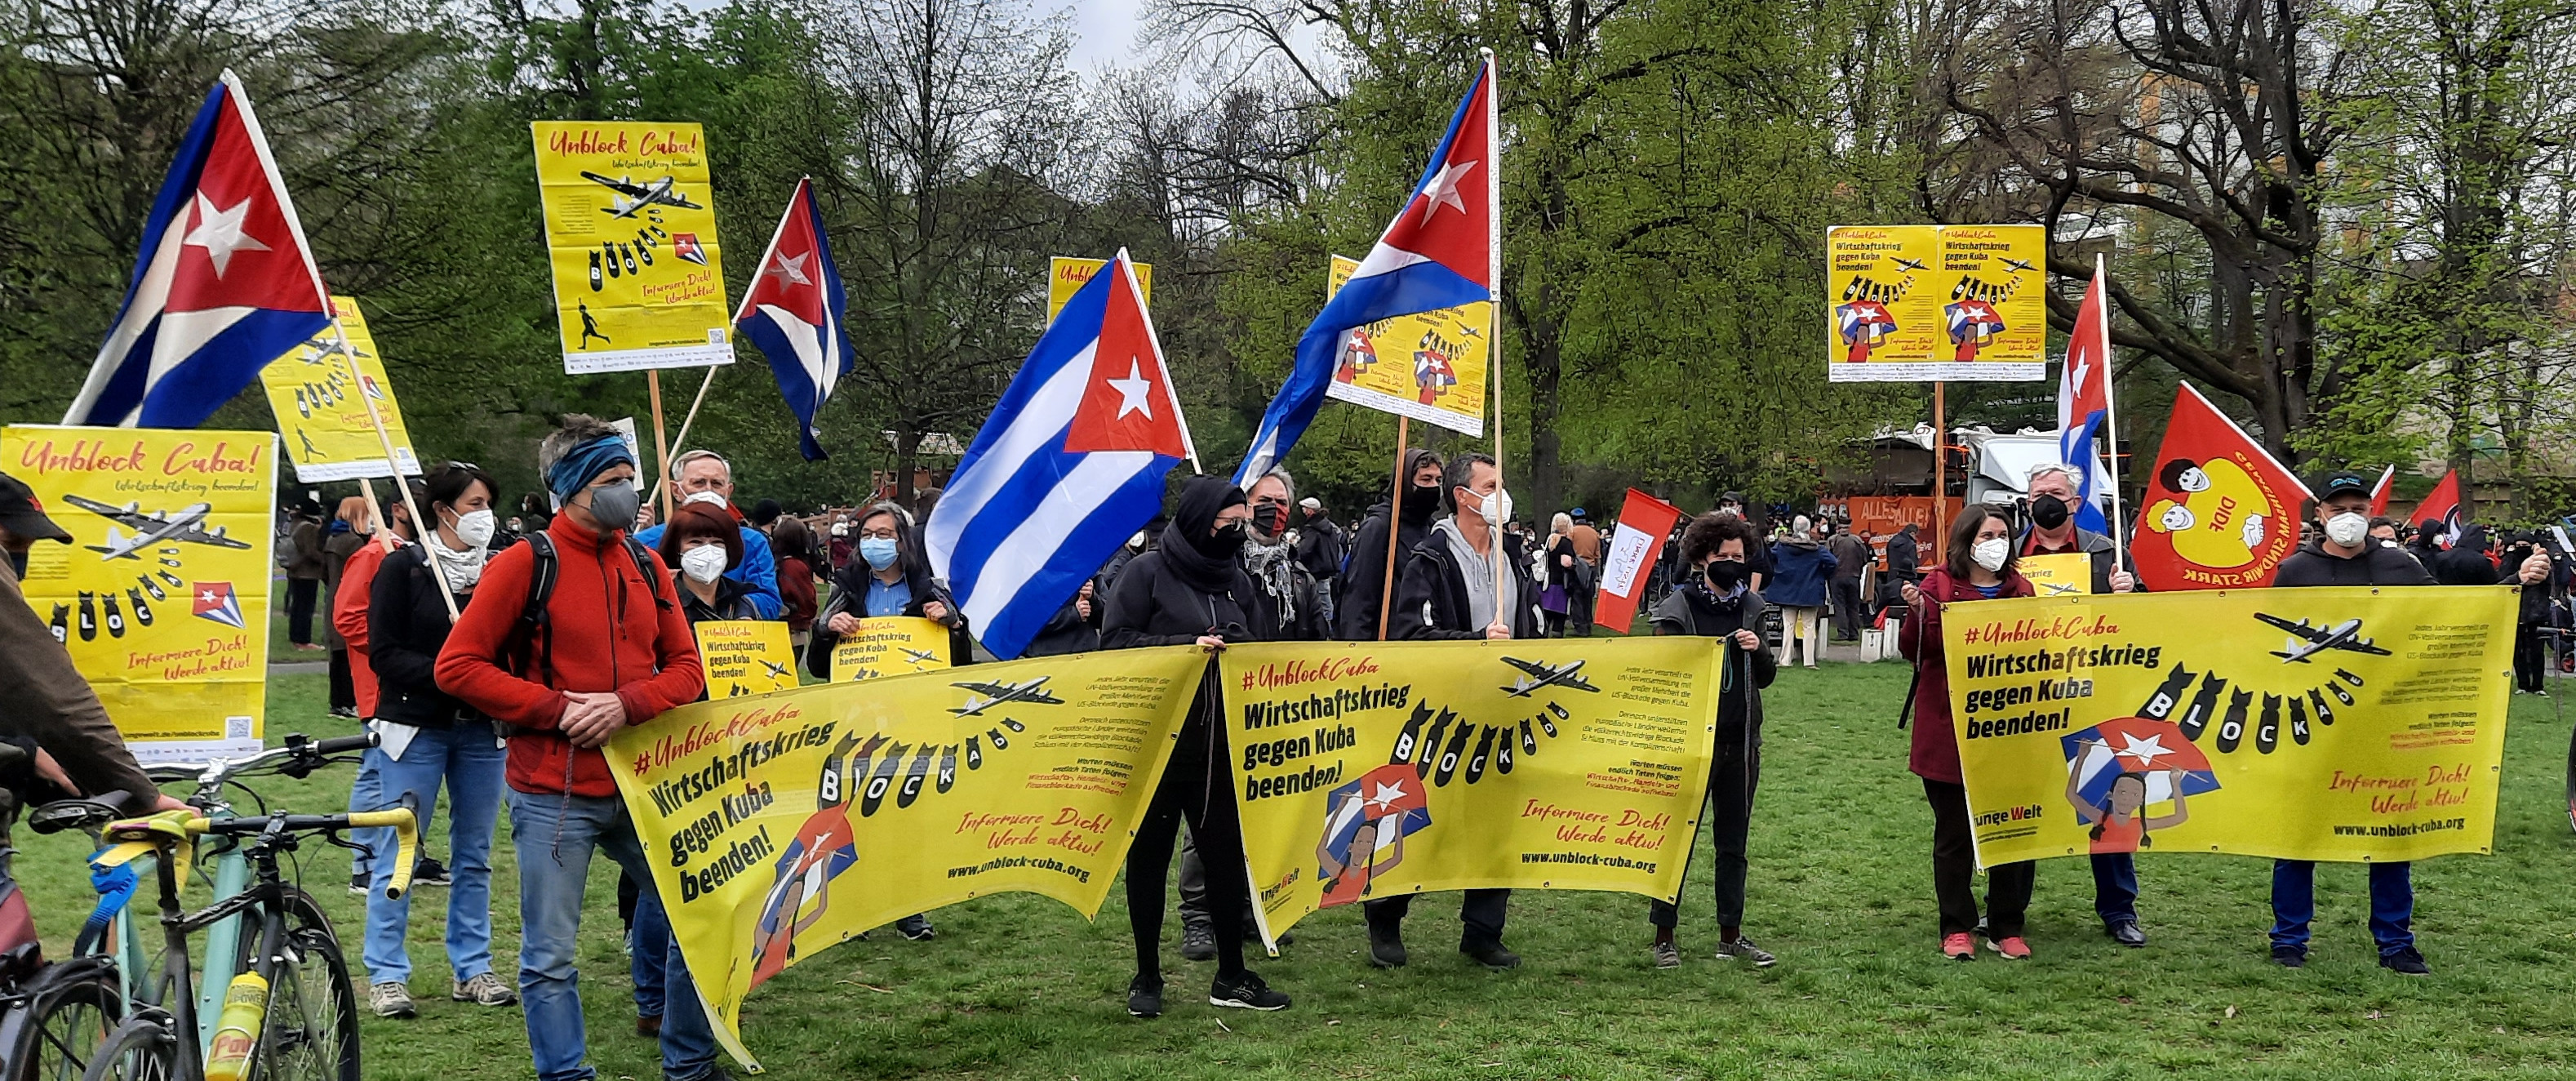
[2092,253,2127,567]
[329,318,455,619]
[1931,382,1948,567]
[647,369,673,526]
[1482,49,1510,635]
[663,364,722,495]
[1376,417,1410,642]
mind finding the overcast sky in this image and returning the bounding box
[1060,0,1147,73]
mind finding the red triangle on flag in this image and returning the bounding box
[1064,257,1188,458]
[167,91,326,315]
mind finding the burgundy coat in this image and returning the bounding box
[1898,567,2034,783]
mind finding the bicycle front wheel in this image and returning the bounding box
[4,962,123,1081]
[75,1012,176,1081]
[235,889,358,1081]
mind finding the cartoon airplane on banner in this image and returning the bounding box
[1499,656,1601,696]
[2254,612,2394,664]
[759,659,794,682]
[579,171,705,217]
[63,496,252,561]
[948,677,1064,717]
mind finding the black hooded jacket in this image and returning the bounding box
[1102,478,1278,647]
[2432,527,2501,586]
[1335,448,1443,640]
[1650,581,1775,741]
[2276,536,2440,588]
[1390,518,1541,640]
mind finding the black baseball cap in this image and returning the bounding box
[0,473,73,545]
[2314,470,2373,500]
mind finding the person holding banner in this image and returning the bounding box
[432,418,724,1081]
[661,504,764,624]
[635,450,784,620]
[805,501,972,687]
[1100,476,1293,1016]
[1899,509,2038,961]
[1644,513,1778,968]
[1379,452,1539,970]
[362,464,516,1017]
[1336,448,1443,641]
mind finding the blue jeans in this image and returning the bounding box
[362,726,506,984]
[2271,859,2414,955]
[631,885,671,1017]
[2092,852,2138,923]
[509,790,717,1081]
[347,750,382,879]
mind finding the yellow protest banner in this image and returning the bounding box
[1221,638,1722,946]
[2019,553,2093,598]
[259,296,420,482]
[606,647,1206,1070]
[1827,224,2046,382]
[2,426,273,759]
[531,122,731,373]
[1323,254,1490,436]
[1946,588,2515,866]
[829,616,953,682]
[695,621,798,698]
[1045,256,1153,323]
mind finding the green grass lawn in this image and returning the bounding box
[16,663,2576,1079]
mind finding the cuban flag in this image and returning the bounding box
[1235,59,1496,483]
[736,178,855,461]
[2055,257,2116,533]
[925,251,1194,660]
[63,72,332,429]
[2061,716,2220,810]
[1319,764,1433,867]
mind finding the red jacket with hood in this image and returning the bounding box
[1898,566,2033,784]
[436,514,704,797]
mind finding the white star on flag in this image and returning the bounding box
[765,251,811,286]
[199,589,220,604]
[2113,732,2170,768]
[1365,780,1410,814]
[1106,357,1154,420]
[183,191,271,277]
[1417,158,1477,225]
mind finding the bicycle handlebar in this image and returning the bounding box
[98,792,423,901]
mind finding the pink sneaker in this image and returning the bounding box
[1987,935,2032,959]
[1941,932,1974,961]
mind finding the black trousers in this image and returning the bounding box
[1830,578,1866,639]
[1176,831,1258,932]
[327,648,354,710]
[1129,687,1251,980]
[1925,777,2033,938]
[1570,587,1596,637]
[2516,626,2547,692]
[286,577,319,645]
[1364,889,1509,950]
[1650,738,1757,931]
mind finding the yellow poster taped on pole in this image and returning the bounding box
[1323,254,1490,436]
[531,122,731,373]
[1222,638,1722,946]
[1045,256,1153,323]
[2018,553,2093,597]
[695,621,798,698]
[2,425,273,760]
[1827,223,2045,382]
[829,616,953,682]
[1946,588,2514,866]
[606,647,1206,1070]
[259,296,420,482]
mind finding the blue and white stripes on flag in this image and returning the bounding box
[926,252,1190,660]
[2055,266,2115,533]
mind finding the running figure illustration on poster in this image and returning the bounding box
[750,732,873,986]
[2059,717,2217,854]
[1315,763,1432,906]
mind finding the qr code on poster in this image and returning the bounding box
[225,716,254,741]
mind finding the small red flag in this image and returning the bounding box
[2129,384,2311,590]
[2415,469,2463,546]
[2366,465,2396,519]
[1592,489,1686,634]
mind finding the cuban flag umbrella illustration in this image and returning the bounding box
[2062,715,2220,807]
[1318,763,1433,880]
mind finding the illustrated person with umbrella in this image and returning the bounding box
[2064,763,2192,854]
[1316,763,1428,907]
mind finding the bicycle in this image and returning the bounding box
[0,744,128,1081]
[70,790,416,1080]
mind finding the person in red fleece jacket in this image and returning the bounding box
[433,416,723,1081]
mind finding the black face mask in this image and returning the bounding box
[1255,504,1290,537]
[1210,521,1249,558]
[2029,494,2071,530]
[1703,560,1748,592]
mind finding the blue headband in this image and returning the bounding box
[547,434,637,500]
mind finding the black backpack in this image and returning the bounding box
[504,532,670,687]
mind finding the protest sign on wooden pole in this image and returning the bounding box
[330,317,455,619]
[1376,416,1411,643]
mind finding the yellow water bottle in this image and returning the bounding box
[203,972,269,1081]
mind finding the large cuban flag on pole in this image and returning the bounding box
[64,71,332,429]
[1234,60,1495,483]
[736,177,855,460]
[926,251,1195,660]
[2056,255,2121,538]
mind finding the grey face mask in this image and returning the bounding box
[584,483,641,536]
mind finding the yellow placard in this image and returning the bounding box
[606,647,1207,1070]
[2019,553,2094,597]
[695,621,798,698]
[259,296,420,483]
[1322,255,1491,436]
[531,122,731,372]
[830,616,952,682]
[1827,224,2046,382]
[1946,588,2514,865]
[2,425,273,759]
[1044,256,1153,323]
[1222,638,1723,946]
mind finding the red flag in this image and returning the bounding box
[2128,383,2311,589]
[1592,489,1686,634]
[2366,465,2396,518]
[2415,470,2463,546]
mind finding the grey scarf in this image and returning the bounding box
[1244,532,1299,626]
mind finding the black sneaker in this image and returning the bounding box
[665,1065,735,1081]
[1179,921,1216,962]
[2271,945,2307,968]
[895,914,936,941]
[2379,947,2430,976]
[1126,976,1163,1018]
[349,872,370,896]
[1463,943,1521,970]
[2105,919,2146,948]
[1208,970,1290,1011]
[1366,925,1407,968]
[412,857,452,887]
